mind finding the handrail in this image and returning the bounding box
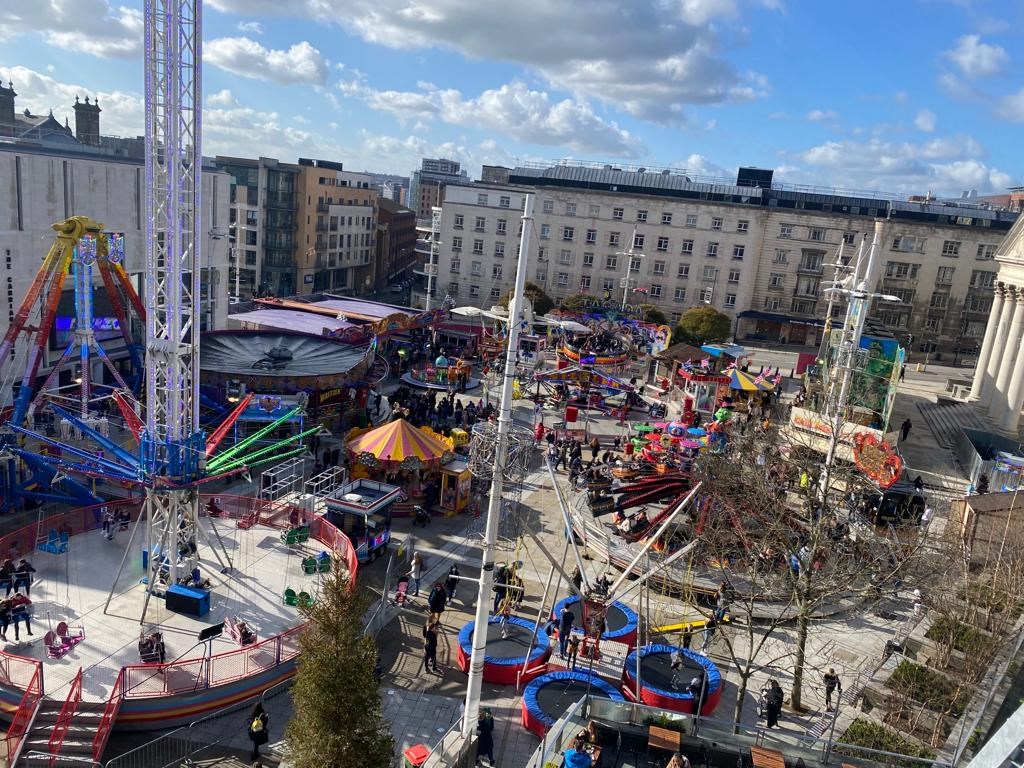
[48,667,83,762]
[4,664,44,766]
[91,668,125,761]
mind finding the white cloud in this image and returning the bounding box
[0,65,143,138]
[914,109,937,132]
[806,109,838,122]
[341,78,644,157]
[943,34,1009,78]
[207,89,240,108]
[793,134,1011,195]
[0,0,143,57]
[997,87,1024,121]
[237,21,264,34]
[681,153,731,179]
[205,0,772,124]
[206,37,329,86]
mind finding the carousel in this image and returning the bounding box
[401,354,480,392]
[345,418,473,516]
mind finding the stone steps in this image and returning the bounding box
[916,400,985,449]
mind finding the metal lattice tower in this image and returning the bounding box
[141,0,204,608]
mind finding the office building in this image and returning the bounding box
[408,158,468,220]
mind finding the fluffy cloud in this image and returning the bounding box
[996,87,1024,122]
[0,65,144,137]
[793,135,1011,195]
[0,0,142,57]
[806,109,838,122]
[943,35,1009,78]
[207,89,240,108]
[341,79,644,157]
[207,0,771,124]
[680,153,731,179]
[913,109,936,132]
[237,21,264,34]
[206,37,329,86]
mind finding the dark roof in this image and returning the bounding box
[652,342,711,363]
[377,198,414,216]
[962,491,1024,515]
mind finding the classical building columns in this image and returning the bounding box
[999,343,1024,433]
[989,287,1024,421]
[981,284,1014,409]
[969,283,1005,401]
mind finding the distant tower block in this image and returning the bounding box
[74,95,101,146]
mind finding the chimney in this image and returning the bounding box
[73,95,101,146]
[0,80,16,138]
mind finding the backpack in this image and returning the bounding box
[251,716,265,733]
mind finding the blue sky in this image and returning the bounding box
[2,0,1023,197]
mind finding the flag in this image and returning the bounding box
[754,372,765,385]
[701,358,709,369]
[773,373,783,385]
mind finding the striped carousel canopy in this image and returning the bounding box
[346,418,451,462]
[728,369,775,392]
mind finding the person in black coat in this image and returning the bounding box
[427,582,447,622]
[423,620,439,673]
[248,702,269,761]
[477,709,495,765]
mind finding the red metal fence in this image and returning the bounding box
[3,663,43,763]
[47,667,83,758]
[91,668,124,761]
[0,493,357,707]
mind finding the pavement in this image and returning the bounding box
[8,341,995,767]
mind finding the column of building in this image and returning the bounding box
[988,284,1024,425]
[968,283,1005,402]
[978,283,1014,410]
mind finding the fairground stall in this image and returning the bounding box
[323,478,403,562]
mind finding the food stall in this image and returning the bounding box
[323,479,403,562]
[439,459,473,516]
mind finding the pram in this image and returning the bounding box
[394,574,411,606]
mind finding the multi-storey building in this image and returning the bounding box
[216,155,300,299]
[0,86,230,408]
[408,158,468,220]
[375,198,417,293]
[433,163,1016,361]
[295,160,377,294]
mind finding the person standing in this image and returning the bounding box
[701,617,717,653]
[765,680,784,728]
[566,634,581,670]
[558,606,575,659]
[445,564,460,605]
[477,709,496,766]
[9,592,31,641]
[409,552,424,597]
[590,436,601,461]
[248,702,269,762]
[423,620,439,673]
[900,418,912,442]
[557,441,569,471]
[823,668,842,711]
[427,582,447,624]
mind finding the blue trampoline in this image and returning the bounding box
[522,670,624,736]
[457,616,550,685]
[552,595,639,645]
[623,644,722,714]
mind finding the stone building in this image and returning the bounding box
[968,214,1024,433]
[430,162,1016,361]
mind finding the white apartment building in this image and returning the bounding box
[433,164,1015,361]
[0,144,231,406]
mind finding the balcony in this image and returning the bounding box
[316,203,329,213]
[796,263,823,275]
[316,222,329,232]
[792,289,819,300]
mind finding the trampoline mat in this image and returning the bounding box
[536,680,615,716]
[640,652,707,690]
[603,604,629,633]
[481,622,538,658]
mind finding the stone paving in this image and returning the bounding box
[95,343,980,766]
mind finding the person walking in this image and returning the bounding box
[477,709,496,766]
[765,680,784,728]
[700,617,717,653]
[408,552,425,597]
[558,605,575,659]
[247,702,270,763]
[590,436,601,461]
[823,668,842,711]
[900,418,912,442]
[423,620,439,673]
[557,442,569,471]
[445,564,460,605]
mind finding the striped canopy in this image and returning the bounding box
[346,418,450,463]
[729,369,775,392]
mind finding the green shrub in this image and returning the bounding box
[925,616,998,655]
[837,718,936,766]
[889,661,966,715]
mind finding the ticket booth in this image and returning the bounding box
[439,459,472,516]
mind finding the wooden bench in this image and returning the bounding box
[750,746,786,768]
